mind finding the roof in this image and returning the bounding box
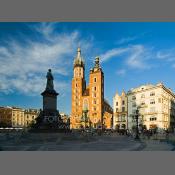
[127,82,175,98]
[73,47,85,69]
[83,87,89,96]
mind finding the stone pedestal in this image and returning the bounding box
[41,89,59,125]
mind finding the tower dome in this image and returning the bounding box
[73,47,85,69]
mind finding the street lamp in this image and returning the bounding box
[135,107,140,140]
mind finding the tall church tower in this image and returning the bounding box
[89,57,104,128]
[71,48,86,128]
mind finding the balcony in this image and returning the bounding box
[140,104,148,108]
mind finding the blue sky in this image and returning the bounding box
[1,22,175,114]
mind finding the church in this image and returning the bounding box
[70,48,113,129]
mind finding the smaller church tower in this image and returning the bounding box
[89,57,104,129]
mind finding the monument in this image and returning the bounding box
[30,69,70,132]
[32,69,60,130]
[41,69,59,125]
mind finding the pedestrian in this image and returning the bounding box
[147,130,150,140]
[165,129,169,141]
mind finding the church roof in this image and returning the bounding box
[73,47,85,69]
[83,87,89,96]
[90,56,103,73]
[121,90,126,96]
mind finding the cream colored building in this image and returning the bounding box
[60,113,69,124]
[12,107,25,127]
[113,90,128,130]
[127,83,175,131]
[0,106,39,128]
[24,109,39,127]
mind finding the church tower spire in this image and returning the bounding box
[73,47,84,69]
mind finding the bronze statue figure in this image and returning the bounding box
[46,69,54,90]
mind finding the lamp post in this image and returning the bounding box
[134,108,140,140]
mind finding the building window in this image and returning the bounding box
[132,96,136,100]
[116,102,118,106]
[132,102,136,107]
[116,108,118,112]
[158,98,161,103]
[121,115,125,122]
[150,92,155,96]
[150,99,155,104]
[150,117,157,121]
[94,77,97,82]
[141,101,145,105]
[94,86,96,91]
[93,93,96,97]
[122,101,125,105]
[132,109,136,114]
[122,107,125,112]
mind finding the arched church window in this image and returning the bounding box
[83,99,89,110]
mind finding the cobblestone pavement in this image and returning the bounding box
[139,139,174,151]
[0,133,174,151]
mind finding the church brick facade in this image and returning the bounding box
[70,48,113,129]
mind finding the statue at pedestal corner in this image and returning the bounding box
[46,69,54,91]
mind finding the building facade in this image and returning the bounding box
[127,83,175,131]
[60,113,69,124]
[113,90,128,130]
[24,109,39,127]
[12,107,25,127]
[0,106,39,128]
[0,106,13,127]
[70,48,113,129]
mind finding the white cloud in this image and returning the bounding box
[117,36,137,45]
[157,51,170,59]
[126,45,150,69]
[116,32,150,45]
[100,44,151,70]
[100,48,129,62]
[116,69,126,76]
[156,50,175,62]
[0,23,92,95]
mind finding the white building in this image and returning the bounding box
[127,83,175,131]
[113,90,128,129]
